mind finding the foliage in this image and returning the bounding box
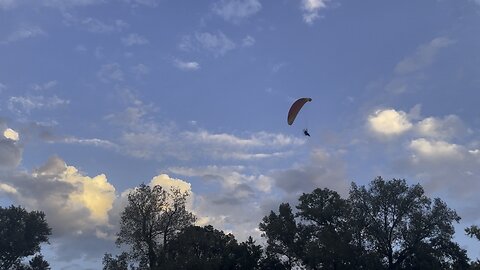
[259,177,469,270]
[115,183,195,269]
[162,225,262,269]
[0,205,51,270]
[102,252,131,270]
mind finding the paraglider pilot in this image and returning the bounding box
[303,129,310,137]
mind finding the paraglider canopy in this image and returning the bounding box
[287,98,312,125]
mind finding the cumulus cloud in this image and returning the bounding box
[301,0,330,24]
[2,26,45,44]
[174,59,200,71]
[121,33,149,46]
[8,95,69,114]
[416,115,468,140]
[409,138,464,161]
[169,165,273,240]
[3,128,19,141]
[367,109,413,137]
[0,126,22,169]
[1,157,116,235]
[213,0,262,23]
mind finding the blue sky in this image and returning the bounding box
[1,0,480,268]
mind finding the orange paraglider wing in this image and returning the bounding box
[287,98,312,125]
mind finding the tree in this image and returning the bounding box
[296,188,357,269]
[260,177,469,270]
[163,225,235,269]
[236,236,262,269]
[259,203,299,269]
[349,177,468,269]
[162,225,262,270]
[102,252,130,270]
[0,205,51,270]
[115,183,195,269]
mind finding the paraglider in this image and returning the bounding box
[287,97,312,136]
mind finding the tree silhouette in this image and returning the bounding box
[260,177,469,269]
[115,183,195,269]
[0,205,51,270]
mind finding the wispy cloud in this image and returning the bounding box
[213,0,262,23]
[62,13,128,33]
[301,0,330,24]
[242,35,255,47]
[31,80,58,91]
[97,63,124,83]
[0,0,16,10]
[394,37,456,75]
[198,31,236,56]
[130,63,150,78]
[59,137,119,150]
[386,37,455,94]
[174,59,200,71]
[122,0,160,7]
[2,26,46,44]
[8,95,70,114]
[121,33,149,46]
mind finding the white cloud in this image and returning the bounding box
[149,174,192,194]
[367,109,413,137]
[62,13,127,33]
[31,80,58,91]
[60,137,118,149]
[194,31,236,57]
[83,18,127,33]
[409,138,464,161]
[122,0,160,7]
[174,59,200,71]
[8,95,70,114]
[3,26,45,44]
[301,0,330,24]
[2,157,116,231]
[97,63,124,83]
[3,128,19,141]
[0,183,17,194]
[416,115,468,140]
[121,33,149,46]
[394,37,456,75]
[242,35,255,47]
[43,0,104,8]
[213,0,262,23]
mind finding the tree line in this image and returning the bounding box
[2,177,480,269]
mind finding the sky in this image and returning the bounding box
[1,0,480,269]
